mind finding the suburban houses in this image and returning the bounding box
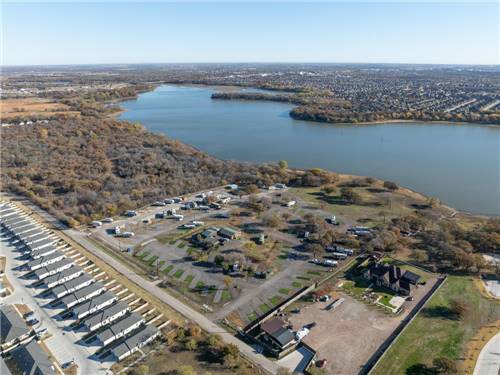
[363,261,422,295]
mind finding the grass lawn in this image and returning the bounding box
[173,269,185,279]
[307,270,322,276]
[157,260,165,269]
[297,275,311,281]
[292,281,302,288]
[162,264,174,275]
[372,276,500,375]
[279,288,291,295]
[195,281,205,289]
[377,292,396,309]
[146,255,159,266]
[184,274,194,284]
[247,312,258,322]
[178,241,187,249]
[269,295,282,306]
[259,303,271,313]
[221,290,231,303]
[137,251,150,260]
[342,277,371,297]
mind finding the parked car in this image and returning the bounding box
[102,217,114,223]
[296,327,310,341]
[152,201,166,207]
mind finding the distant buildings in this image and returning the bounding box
[363,262,421,295]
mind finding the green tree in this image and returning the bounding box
[278,160,288,169]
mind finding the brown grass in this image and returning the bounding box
[460,319,500,374]
[0,98,78,120]
[14,303,32,316]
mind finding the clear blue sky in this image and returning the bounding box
[2,1,499,66]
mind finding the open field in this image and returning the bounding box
[0,98,79,120]
[372,276,500,375]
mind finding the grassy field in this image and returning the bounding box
[0,98,79,120]
[372,276,500,375]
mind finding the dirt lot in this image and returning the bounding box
[288,293,400,375]
[0,98,78,120]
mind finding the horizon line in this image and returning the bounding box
[3,61,500,68]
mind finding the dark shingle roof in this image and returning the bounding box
[11,339,56,375]
[0,305,30,345]
[402,270,421,285]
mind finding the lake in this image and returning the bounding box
[119,85,500,216]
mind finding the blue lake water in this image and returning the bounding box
[119,85,500,215]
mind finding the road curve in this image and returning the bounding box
[65,229,280,375]
[473,332,500,375]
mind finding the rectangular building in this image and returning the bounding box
[0,305,31,352]
[22,233,52,246]
[96,313,145,346]
[1,215,27,227]
[16,227,45,241]
[72,292,117,320]
[50,274,94,299]
[27,237,58,252]
[82,302,130,332]
[42,265,83,289]
[109,325,160,361]
[30,245,58,260]
[59,282,105,309]
[26,251,65,271]
[5,220,32,232]
[10,339,56,375]
[33,259,73,280]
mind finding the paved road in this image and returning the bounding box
[473,332,500,375]
[65,229,281,374]
[0,236,103,375]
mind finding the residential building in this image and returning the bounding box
[0,305,31,352]
[82,302,130,332]
[96,313,145,346]
[109,325,160,361]
[10,339,56,375]
[72,292,117,320]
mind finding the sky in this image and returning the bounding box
[1,1,499,66]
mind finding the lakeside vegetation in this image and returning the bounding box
[211,90,500,125]
[372,276,500,375]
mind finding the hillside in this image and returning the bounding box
[1,115,300,226]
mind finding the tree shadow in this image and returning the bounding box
[406,364,438,375]
[420,306,458,320]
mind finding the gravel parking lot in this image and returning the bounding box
[288,293,400,375]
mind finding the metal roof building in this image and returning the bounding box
[32,258,73,280]
[16,226,45,241]
[0,356,12,375]
[96,313,145,346]
[109,325,160,361]
[59,282,105,309]
[4,219,33,232]
[30,245,58,260]
[27,237,58,252]
[50,274,94,299]
[22,232,53,246]
[82,302,130,332]
[10,339,56,375]
[72,291,117,320]
[26,251,65,271]
[42,265,83,289]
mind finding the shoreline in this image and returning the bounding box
[109,84,498,218]
[128,82,499,127]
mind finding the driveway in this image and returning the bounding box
[0,235,104,375]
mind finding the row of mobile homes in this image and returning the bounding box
[72,292,117,320]
[50,274,94,299]
[82,302,130,332]
[33,259,73,280]
[25,251,66,271]
[42,266,83,289]
[96,313,145,346]
[59,282,105,309]
[109,325,160,361]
